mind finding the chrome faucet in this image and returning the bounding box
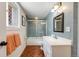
[54,35,57,39]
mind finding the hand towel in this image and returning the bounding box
[14,33,21,47]
[7,34,16,56]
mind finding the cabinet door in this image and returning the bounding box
[52,45,71,57]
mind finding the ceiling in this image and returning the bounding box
[19,2,55,19]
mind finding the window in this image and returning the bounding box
[6,2,20,28]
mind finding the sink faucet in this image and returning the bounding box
[54,35,57,39]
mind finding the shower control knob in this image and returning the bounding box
[0,41,7,46]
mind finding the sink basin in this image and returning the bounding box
[43,36,72,46]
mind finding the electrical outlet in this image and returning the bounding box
[65,27,71,32]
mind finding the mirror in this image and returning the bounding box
[53,12,64,32]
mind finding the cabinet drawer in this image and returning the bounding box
[52,45,71,57]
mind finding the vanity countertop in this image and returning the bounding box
[43,36,72,46]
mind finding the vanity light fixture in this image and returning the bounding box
[51,2,62,12]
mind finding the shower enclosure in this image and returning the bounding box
[27,20,46,37]
[27,20,47,45]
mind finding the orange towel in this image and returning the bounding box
[7,34,16,56]
[14,33,21,47]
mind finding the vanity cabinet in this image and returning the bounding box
[52,45,71,57]
[42,37,71,57]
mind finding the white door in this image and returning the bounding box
[0,2,6,57]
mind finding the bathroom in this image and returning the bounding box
[0,2,79,57]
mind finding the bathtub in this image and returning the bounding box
[27,37,43,45]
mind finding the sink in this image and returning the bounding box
[43,36,72,46]
[42,36,72,57]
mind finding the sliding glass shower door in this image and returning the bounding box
[36,21,46,37]
[27,20,46,37]
[27,21,36,37]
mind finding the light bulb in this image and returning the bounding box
[34,17,38,20]
[62,6,66,10]
[51,5,59,12]
[51,9,55,12]
[57,9,62,13]
[54,5,59,10]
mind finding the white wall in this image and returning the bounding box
[20,8,27,44]
[7,2,27,57]
[77,3,79,56]
[0,2,6,57]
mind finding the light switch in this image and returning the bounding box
[65,27,71,32]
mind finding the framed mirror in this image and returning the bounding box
[53,12,64,32]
